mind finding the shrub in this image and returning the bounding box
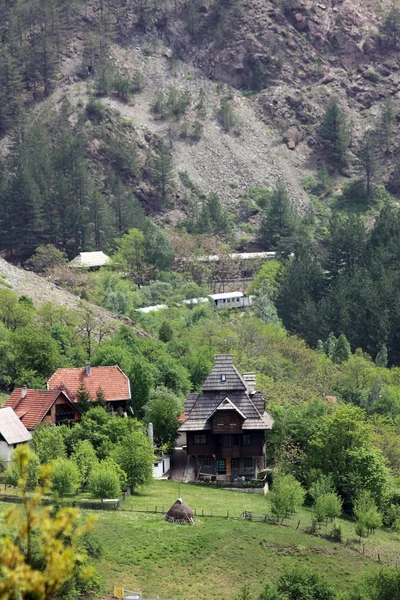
[269,473,305,523]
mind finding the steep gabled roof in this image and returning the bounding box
[209,397,247,421]
[202,355,247,392]
[47,366,130,401]
[179,355,273,433]
[4,389,76,430]
[0,407,32,445]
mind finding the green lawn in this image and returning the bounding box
[91,481,400,600]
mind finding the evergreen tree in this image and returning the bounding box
[331,333,351,364]
[378,97,396,154]
[159,321,173,342]
[381,3,400,48]
[356,130,380,196]
[319,98,349,170]
[375,344,388,368]
[259,183,297,250]
[149,143,174,206]
[324,213,367,279]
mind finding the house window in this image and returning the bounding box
[203,456,213,466]
[231,458,240,469]
[242,434,252,446]
[217,415,225,425]
[194,434,207,444]
[222,435,232,447]
[220,374,226,382]
[244,458,254,468]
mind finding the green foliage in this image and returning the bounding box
[51,458,81,497]
[26,245,68,274]
[144,386,182,449]
[319,98,349,170]
[259,184,298,251]
[331,334,351,364]
[216,97,240,133]
[88,460,122,499]
[354,490,382,536]
[112,430,154,489]
[159,321,173,342]
[276,566,336,600]
[356,130,380,196]
[270,473,305,523]
[380,5,400,48]
[32,425,66,464]
[309,405,390,510]
[148,143,175,206]
[313,493,342,527]
[71,440,98,489]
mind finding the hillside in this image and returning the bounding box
[0,257,148,336]
[2,0,400,258]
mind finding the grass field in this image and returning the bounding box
[92,481,400,600]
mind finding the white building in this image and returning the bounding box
[152,455,171,479]
[209,291,250,309]
[70,251,111,269]
[0,407,32,463]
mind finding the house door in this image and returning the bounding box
[217,459,226,474]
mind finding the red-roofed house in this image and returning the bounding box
[47,364,131,410]
[4,387,81,430]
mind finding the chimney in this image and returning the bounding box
[148,422,154,448]
[85,363,91,376]
[21,386,27,399]
[242,373,256,394]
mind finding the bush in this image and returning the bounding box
[51,458,81,497]
[86,97,105,122]
[89,461,122,500]
[26,245,68,274]
[269,473,305,523]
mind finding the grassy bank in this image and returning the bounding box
[92,481,400,600]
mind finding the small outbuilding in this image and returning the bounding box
[69,251,111,269]
[165,498,194,524]
[0,407,32,463]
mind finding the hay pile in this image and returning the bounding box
[165,498,194,524]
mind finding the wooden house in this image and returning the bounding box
[178,355,273,480]
[4,387,81,430]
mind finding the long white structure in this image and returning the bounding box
[135,292,251,314]
[197,251,276,263]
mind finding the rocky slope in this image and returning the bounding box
[0,258,148,336]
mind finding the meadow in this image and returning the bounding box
[92,481,400,600]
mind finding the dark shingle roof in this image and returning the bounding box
[179,355,273,433]
[201,355,247,392]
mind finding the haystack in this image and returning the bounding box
[165,498,194,524]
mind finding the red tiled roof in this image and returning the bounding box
[47,366,130,402]
[4,389,73,430]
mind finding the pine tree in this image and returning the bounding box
[0,48,24,132]
[149,142,174,206]
[356,130,380,196]
[378,97,396,154]
[381,3,400,48]
[331,333,351,364]
[259,183,297,250]
[319,98,350,170]
[375,344,389,368]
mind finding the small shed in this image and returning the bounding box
[165,498,194,524]
[69,251,111,269]
[0,407,32,463]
